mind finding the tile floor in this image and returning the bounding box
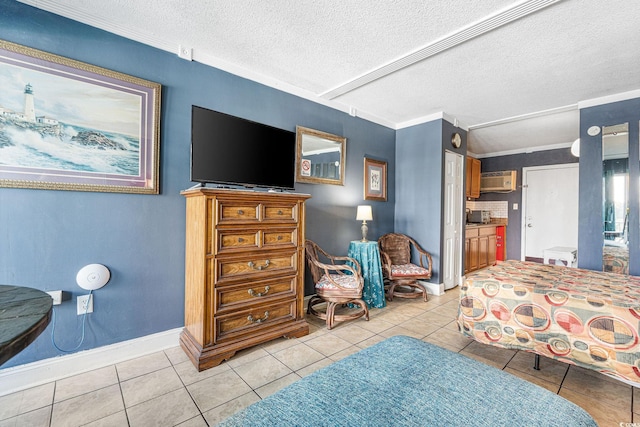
[0,289,635,426]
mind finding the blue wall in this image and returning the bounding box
[477,148,578,260]
[0,1,396,367]
[579,98,640,275]
[395,119,467,283]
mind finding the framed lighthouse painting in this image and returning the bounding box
[0,39,161,194]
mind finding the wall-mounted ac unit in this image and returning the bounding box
[480,170,517,193]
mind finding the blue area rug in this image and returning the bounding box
[218,335,596,426]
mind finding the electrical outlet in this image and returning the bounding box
[47,290,63,305]
[77,294,93,315]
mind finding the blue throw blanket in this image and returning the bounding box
[218,335,596,426]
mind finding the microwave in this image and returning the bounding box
[467,210,491,224]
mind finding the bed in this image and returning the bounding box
[218,335,595,426]
[458,260,640,386]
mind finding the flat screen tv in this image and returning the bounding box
[191,106,296,190]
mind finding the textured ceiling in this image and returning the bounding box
[19,0,640,157]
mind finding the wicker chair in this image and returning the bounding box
[304,240,369,329]
[378,233,432,301]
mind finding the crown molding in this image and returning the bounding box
[578,88,640,109]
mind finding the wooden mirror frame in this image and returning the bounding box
[296,126,346,185]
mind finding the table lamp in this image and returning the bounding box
[356,205,373,242]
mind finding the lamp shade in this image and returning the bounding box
[571,138,580,157]
[356,205,373,221]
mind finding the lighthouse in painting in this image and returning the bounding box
[23,83,36,122]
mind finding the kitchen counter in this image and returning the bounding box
[464,223,506,274]
[466,218,508,228]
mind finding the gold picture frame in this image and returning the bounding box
[0,39,161,194]
[295,126,346,186]
[364,158,387,201]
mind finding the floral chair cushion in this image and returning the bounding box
[316,274,359,289]
[391,263,430,277]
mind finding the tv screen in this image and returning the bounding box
[191,106,296,190]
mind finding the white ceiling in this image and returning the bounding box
[19,0,640,157]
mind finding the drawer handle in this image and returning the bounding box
[248,286,270,297]
[278,210,283,215]
[247,311,269,324]
[238,237,244,242]
[277,235,283,241]
[248,260,270,270]
[237,209,244,215]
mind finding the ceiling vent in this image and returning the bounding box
[480,171,517,193]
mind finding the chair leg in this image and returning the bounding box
[309,297,369,329]
[326,302,336,330]
[387,283,397,301]
[307,295,324,316]
[416,282,428,302]
[352,299,369,321]
[388,280,429,301]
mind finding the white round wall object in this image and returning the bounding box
[570,138,580,157]
[76,264,110,290]
[587,126,601,136]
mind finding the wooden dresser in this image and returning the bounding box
[180,188,311,371]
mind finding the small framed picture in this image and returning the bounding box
[364,158,387,201]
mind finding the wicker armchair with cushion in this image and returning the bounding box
[304,240,369,329]
[378,233,432,302]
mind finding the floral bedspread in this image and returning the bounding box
[458,260,640,386]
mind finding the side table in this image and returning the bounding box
[0,285,53,366]
[348,240,386,308]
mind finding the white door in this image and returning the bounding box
[443,151,464,289]
[521,163,579,260]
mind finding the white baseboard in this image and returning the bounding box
[420,281,445,296]
[0,327,182,397]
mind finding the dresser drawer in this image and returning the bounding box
[214,251,297,283]
[215,300,296,343]
[217,200,260,223]
[215,276,297,312]
[214,229,260,253]
[212,227,297,254]
[263,202,297,222]
[263,227,297,248]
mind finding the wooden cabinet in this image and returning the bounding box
[478,235,489,269]
[464,239,470,274]
[465,225,499,274]
[468,233,479,273]
[466,157,481,199]
[180,188,310,371]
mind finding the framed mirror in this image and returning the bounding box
[602,123,629,275]
[296,126,346,185]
